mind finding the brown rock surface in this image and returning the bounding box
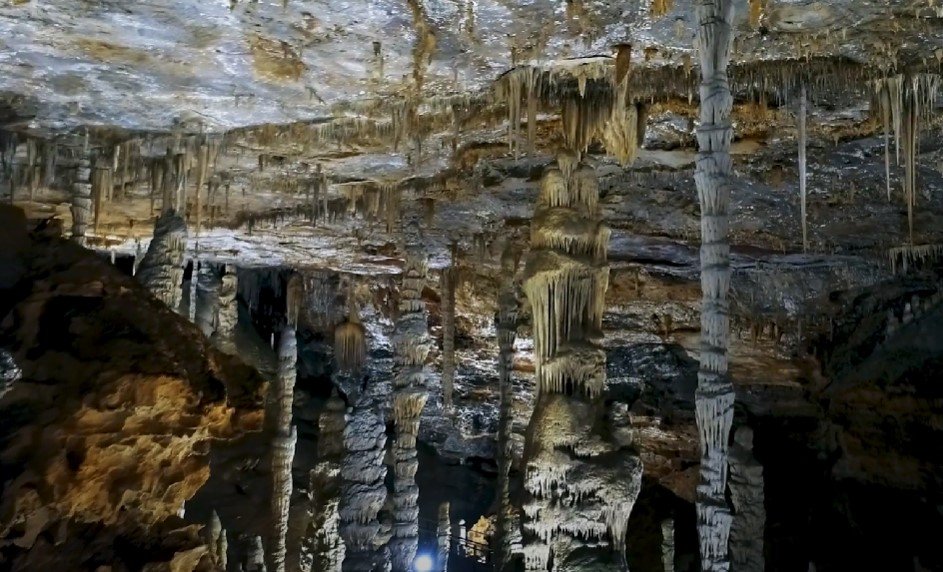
[0,206,266,570]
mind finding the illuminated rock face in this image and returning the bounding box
[520,160,642,571]
[389,219,433,572]
[137,210,187,311]
[729,427,765,572]
[692,1,737,570]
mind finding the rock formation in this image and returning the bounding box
[269,327,298,572]
[207,510,230,570]
[440,263,457,410]
[137,210,188,311]
[693,0,738,569]
[70,155,92,245]
[215,264,239,352]
[728,426,765,572]
[494,244,520,570]
[661,519,675,572]
[520,159,643,570]
[302,389,346,572]
[389,218,433,571]
[0,211,265,570]
[436,502,451,572]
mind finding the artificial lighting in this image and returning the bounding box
[413,554,434,572]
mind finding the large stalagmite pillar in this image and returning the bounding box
[136,210,187,311]
[436,502,451,572]
[214,264,239,352]
[71,156,92,245]
[440,264,457,411]
[339,380,391,572]
[389,219,433,572]
[728,426,765,572]
[494,245,520,571]
[301,390,346,572]
[520,160,643,570]
[693,0,737,570]
[269,327,298,572]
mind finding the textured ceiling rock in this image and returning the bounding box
[0,207,265,568]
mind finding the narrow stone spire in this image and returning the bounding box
[269,328,298,572]
[71,155,92,245]
[136,211,187,311]
[436,502,451,572]
[692,1,738,570]
[661,519,675,572]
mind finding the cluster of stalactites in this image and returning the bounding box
[493,56,646,164]
[872,73,941,243]
[136,210,188,311]
[335,287,368,373]
[888,242,943,274]
[523,160,609,399]
[337,181,402,233]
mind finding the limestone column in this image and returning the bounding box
[301,390,346,572]
[389,219,433,572]
[339,382,391,572]
[214,264,239,352]
[729,426,765,572]
[436,502,450,572]
[520,160,643,570]
[440,264,457,410]
[245,535,268,572]
[692,1,738,569]
[661,519,675,572]
[494,245,520,571]
[269,328,298,572]
[136,210,187,311]
[71,156,92,245]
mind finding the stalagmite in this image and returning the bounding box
[728,426,765,572]
[494,244,520,571]
[389,218,433,572]
[215,264,239,352]
[440,264,457,410]
[339,385,391,572]
[136,211,187,311]
[188,260,199,322]
[798,85,808,252]
[693,1,738,570]
[71,155,92,245]
[520,159,642,570]
[269,327,298,572]
[245,535,268,572]
[436,502,450,572]
[661,519,675,572]
[207,510,229,570]
[301,390,346,572]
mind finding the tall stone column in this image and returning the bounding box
[269,327,298,572]
[214,264,239,352]
[729,426,765,572]
[301,390,346,572]
[71,156,92,245]
[520,160,642,570]
[661,519,675,572]
[436,502,450,572]
[440,264,457,410]
[339,379,391,572]
[389,219,433,572]
[693,1,738,570]
[494,245,520,571]
[136,211,187,311]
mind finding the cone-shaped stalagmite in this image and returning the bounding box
[136,210,187,311]
[269,328,298,572]
[520,159,642,570]
[693,0,737,570]
[301,390,346,572]
[389,218,433,572]
[728,426,765,572]
[494,245,520,571]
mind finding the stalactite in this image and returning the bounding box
[286,273,304,329]
[302,390,346,572]
[269,327,298,572]
[440,264,457,410]
[436,502,450,572]
[661,519,674,572]
[888,243,943,274]
[339,376,391,572]
[71,156,92,245]
[798,85,808,252]
[335,287,367,373]
[494,244,520,572]
[136,211,187,311]
[729,427,765,572]
[389,218,433,572]
[520,159,642,571]
[693,1,738,570]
